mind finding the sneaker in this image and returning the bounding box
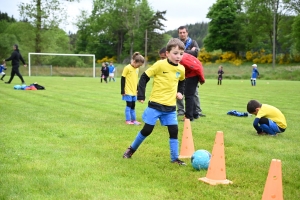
[199,113,206,117]
[132,120,141,125]
[177,113,185,116]
[181,116,193,122]
[4,82,10,84]
[171,158,186,165]
[126,121,134,125]
[123,146,135,158]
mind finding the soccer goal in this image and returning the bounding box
[28,53,96,77]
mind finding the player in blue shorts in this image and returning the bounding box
[122,38,186,165]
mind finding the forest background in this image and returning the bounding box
[0,0,300,68]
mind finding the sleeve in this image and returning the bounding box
[19,53,26,65]
[177,80,185,95]
[121,76,126,94]
[185,40,199,57]
[137,72,150,101]
[5,52,15,61]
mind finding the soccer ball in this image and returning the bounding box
[191,149,211,170]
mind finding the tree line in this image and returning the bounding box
[0,0,299,66]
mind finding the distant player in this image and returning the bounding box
[0,61,7,81]
[108,62,116,82]
[251,64,259,86]
[217,65,224,85]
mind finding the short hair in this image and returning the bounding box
[166,38,185,52]
[132,52,145,64]
[247,100,262,113]
[178,25,188,32]
[159,47,166,54]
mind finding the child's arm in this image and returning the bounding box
[121,76,126,95]
[137,72,150,103]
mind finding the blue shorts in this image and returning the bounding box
[122,95,137,102]
[142,107,178,126]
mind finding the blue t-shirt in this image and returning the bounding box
[0,65,6,73]
[108,65,115,73]
[251,68,259,78]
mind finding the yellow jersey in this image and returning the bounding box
[145,59,185,106]
[122,64,139,96]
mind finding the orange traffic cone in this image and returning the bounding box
[199,131,232,185]
[262,159,283,200]
[179,118,195,158]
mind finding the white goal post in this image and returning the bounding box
[28,53,96,77]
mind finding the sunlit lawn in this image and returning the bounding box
[1,76,300,200]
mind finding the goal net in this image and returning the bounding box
[28,53,96,77]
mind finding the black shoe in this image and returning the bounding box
[5,82,10,84]
[199,113,206,117]
[193,115,199,119]
[171,158,186,165]
[123,146,136,158]
[177,113,184,116]
[22,82,26,85]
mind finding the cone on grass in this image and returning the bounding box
[179,118,195,158]
[262,159,283,200]
[199,131,233,185]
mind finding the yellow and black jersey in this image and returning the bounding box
[144,59,185,106]
[121,64,139,96]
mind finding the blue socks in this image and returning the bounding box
[125,106,136,121]
[131,132,146,150]
[169,138,179,161]
[125,106,131,121]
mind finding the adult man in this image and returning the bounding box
[177,26,206,118]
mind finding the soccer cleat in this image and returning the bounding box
[4,82,10,84]
[171,158,186,166]
[123,146,135,158]
[132,120,141,125]
[199,113,206,117]
[126,121,134,125]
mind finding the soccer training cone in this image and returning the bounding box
[262,159,283,200]
[199,131,233,185]
[179,118,195,158]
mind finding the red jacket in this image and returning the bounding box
[180,53,205,84]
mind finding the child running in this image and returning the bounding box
[0,61,7,81]
[122,38,186,165]
[121,52,145,125]
[217,65,224,85]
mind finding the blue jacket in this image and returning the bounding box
[0,65,6,73]
[251,68,259,78]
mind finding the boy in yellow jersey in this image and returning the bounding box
[123,38,186,165]
[247,100,287,135]
[121,52,145,125]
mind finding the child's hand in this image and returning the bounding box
[176,92,183,100]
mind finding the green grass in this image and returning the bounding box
[1,76,300,200]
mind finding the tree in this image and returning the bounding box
[19,0,79,59]
[203,0,240,52]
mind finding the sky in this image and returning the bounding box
[1,0,217,32]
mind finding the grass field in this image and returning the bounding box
[1,76,300,200]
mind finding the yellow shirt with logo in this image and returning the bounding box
[145,59,185,106]
[257,104,287,129]
[122,64,139,96]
